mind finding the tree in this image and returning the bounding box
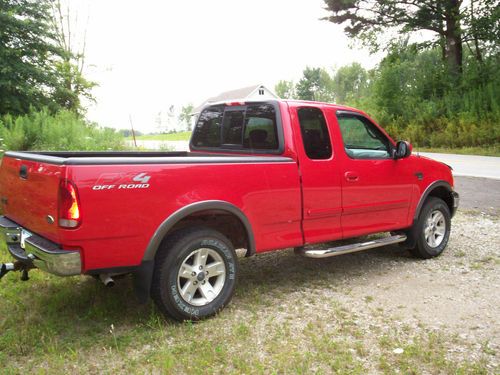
[295,67,334,102]
[0,0,64,115]
[50,0,96,113]
[179,104,194,131]
[274,80,296,99]
[0,0,94,116]
[462,0,500,61]
[323,0,468,74]
[332,63,368,104]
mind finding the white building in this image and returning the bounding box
[191,84,279,119]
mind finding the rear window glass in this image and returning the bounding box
[192,103,279,151]
[191,106,223,148]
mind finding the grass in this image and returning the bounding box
[0,238,492,374]
[417,145,500,157]
[127,132,192,141]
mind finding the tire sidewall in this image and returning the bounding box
[417,198,451,258]
[161,231,237,320]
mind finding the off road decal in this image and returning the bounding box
[92,172,152,190]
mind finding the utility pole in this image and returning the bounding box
[129,114,137,148]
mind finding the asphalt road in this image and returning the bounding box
[454,176,500,215]
[419,152,500,180]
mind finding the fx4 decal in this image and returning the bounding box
[92,172,152,190]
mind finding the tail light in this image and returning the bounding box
[58,180,81,228]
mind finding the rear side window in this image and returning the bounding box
[192,103,279,151]
[297,107,332,160]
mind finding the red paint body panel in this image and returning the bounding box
[0,100,455,273]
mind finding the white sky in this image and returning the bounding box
[71,0,385,133]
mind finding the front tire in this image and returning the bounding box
[409,197,451,259]
[151,227,238,321]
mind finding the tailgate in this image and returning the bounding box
[0,155,64,241]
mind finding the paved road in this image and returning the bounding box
[420,152,500,180]
[454,176,500,216]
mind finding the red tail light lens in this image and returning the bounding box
[58,180,81,228]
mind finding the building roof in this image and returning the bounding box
[192,84,278,114]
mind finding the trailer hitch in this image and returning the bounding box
[0,261,33,281]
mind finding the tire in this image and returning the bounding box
[151,226,238,321]
[409,197,451,259]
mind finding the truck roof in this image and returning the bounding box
[203,98,364,115]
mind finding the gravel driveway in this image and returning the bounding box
[233,208,499,373]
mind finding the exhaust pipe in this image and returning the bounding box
[0,261,33,280]
[0,263,15,279]
[99,273,115,287]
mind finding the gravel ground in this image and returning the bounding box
[234,208,500,373]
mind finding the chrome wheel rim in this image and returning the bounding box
[424,210,446,248]
[177,248,226,306]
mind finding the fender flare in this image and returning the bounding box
[413,180,454,222]
[133,200,255,303]
[400,180,455,250]
[142,200,255,261]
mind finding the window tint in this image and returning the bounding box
[243,104,278,150]
[191,106,223,147]
[222,109,244,145]
[337,114,391,159]
[298,107,332,160]
[192,103,279,151]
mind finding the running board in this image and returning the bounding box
[295,234,407,259]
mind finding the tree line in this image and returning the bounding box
[275,0,499,149]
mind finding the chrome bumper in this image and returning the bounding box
[0,216,81,276]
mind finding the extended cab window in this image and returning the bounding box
[337,113,391,159]
[297,107,332,160]
[192,103,279,151]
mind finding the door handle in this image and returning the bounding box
[344,171,359,182]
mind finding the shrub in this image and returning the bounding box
[0,110,125,151]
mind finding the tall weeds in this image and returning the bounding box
[0,110,125,151]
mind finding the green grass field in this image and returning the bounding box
[127,132,192,141]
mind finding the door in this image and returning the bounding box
[290,105,343,244]
[335,111,415,238]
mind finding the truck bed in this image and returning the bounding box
[0,150,302,271]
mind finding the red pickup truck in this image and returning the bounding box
[0,100,459,320]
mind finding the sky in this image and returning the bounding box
[70,0,385,133]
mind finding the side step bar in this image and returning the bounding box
[295,234,407,259]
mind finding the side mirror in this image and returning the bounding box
[394,140,412,159]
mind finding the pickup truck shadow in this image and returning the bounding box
[4,242,417,333]
[234,243,414,302]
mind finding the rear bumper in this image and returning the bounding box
[0,216,81,276]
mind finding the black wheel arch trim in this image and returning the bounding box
[142,200,256,261]
[133,200,255,303]
[413,180,455,222]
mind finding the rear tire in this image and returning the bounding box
[409,197,451,259]
[151,227,238,321]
